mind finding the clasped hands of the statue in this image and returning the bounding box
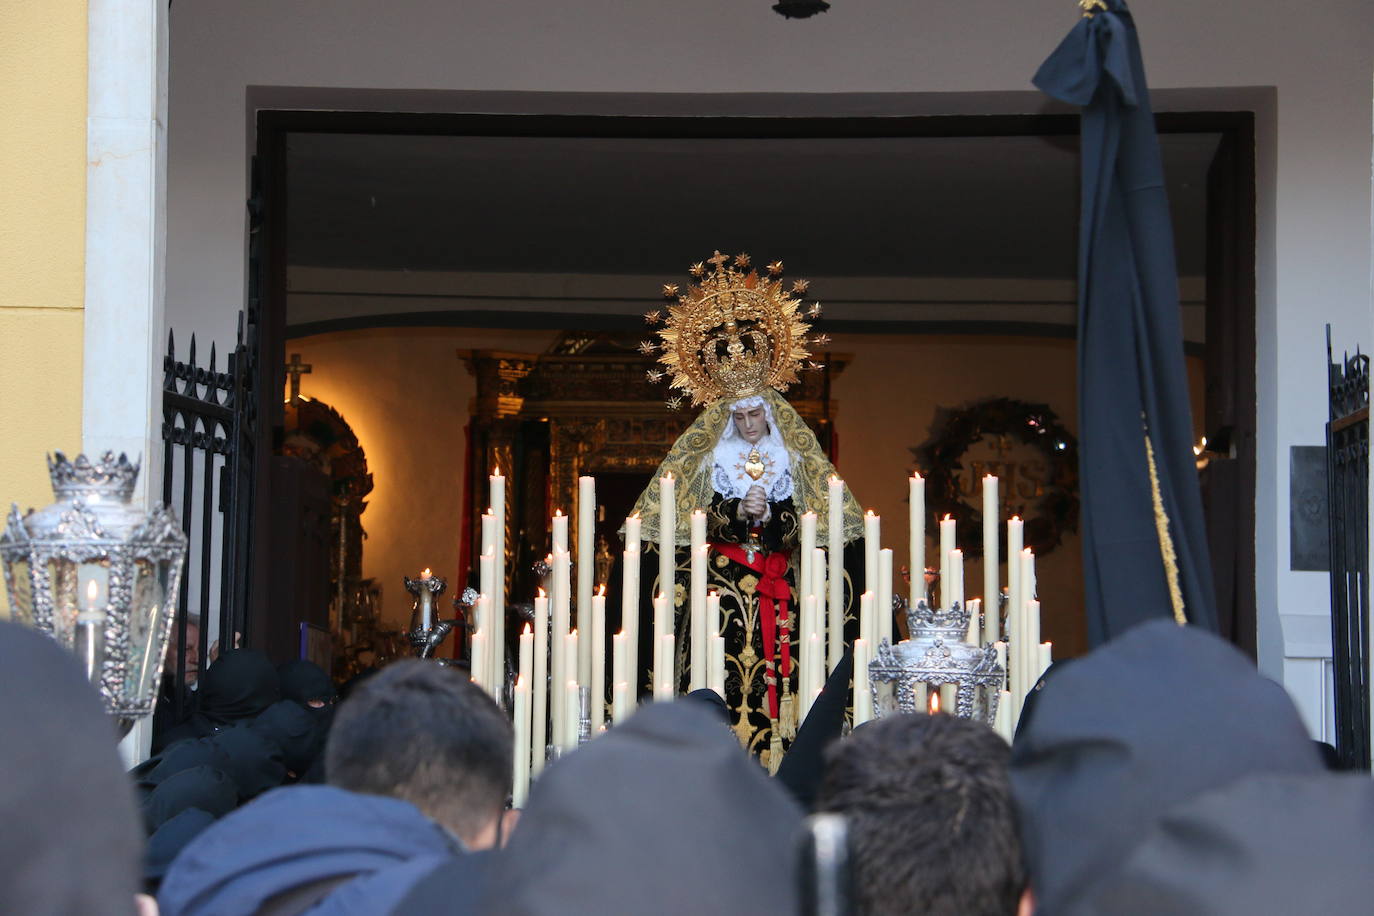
[736,485,771,525]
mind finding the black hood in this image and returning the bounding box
[1010,619,1321,913]
[0,621,142,912]
[485,700,803,915]
[1076,772,1374,915]
[142,764,237,833]
[250,699,326,776]
[197,648,280,725]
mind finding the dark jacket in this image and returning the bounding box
[158,785,462,916]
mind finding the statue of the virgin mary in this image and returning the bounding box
[626,252,863,766]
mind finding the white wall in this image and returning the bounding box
[165,0,1374,705]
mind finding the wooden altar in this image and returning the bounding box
[460,332,848,600]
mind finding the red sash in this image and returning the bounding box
[711,542,793,720]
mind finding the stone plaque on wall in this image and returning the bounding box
[1289,445,1329,571]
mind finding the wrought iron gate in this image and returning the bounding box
[1326,326,1370,770]
[160,313,258,717]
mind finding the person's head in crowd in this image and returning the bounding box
[141,764,237,833]
[164,614,201,684]
[209,725,287,800]
[250,698,326,780]
[325,660,512,849]
[1010,619,1323,914]
[278,658,337,714]
[819,713,1027,916]
[0,620,144,912]
[477,699,802,915]
[198,648,280,725]
[155,647,281,753]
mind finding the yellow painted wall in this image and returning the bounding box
[0,2,88,613]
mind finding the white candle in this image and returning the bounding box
[807,632,823,718]
[852,638,873,726]
[551,546,571,752]
[659,473,676,606]
[481,512,497,559]
[479,551,496,682]
[470,631,486,693]
[532,590,549,775]
[518,624,533,698]
[577,477,596,686]
[950,549,964,614]
[966,598,982,646]
[827,477,844,673]
[859,590,875,649]
[709,634,726,698]
[863,510,880,604]
[690,535,708,691]
[612,681,631,725]
[591,587,606,732]
[982,475,1000,644]
[909,474,925,608]
[1037,641,1053,682]
[512,676,530,806]
[1019,550,1035,715]
[1007,515,1023,630]
[418,568,434,631]
[552,509,569,554]
[877,549,894,646]
[939,516,956,609]
[490,470,506,699]
[653,595,671,697]
[811,546,827,620]
[655,634,676,700]
[914,681,927,713]
[798,594,816,710]
[612,630,627,704]
[800,511,817,599]
[1025,595,1041,699]
[622,515,641,700]
[995,640,1008,690]
[564,680,580,750]
[939,683,957,716]
[476,594,494,695]
[994,688,1013,743]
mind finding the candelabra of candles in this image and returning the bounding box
[403,570,453,660]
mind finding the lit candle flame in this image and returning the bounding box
[492,466,502,477]
[1011,515,1021,522]
[866,509,876,518]
[421,568,432,579]
[555,509,563,517]
[537,587,546,599]
[85,580,99,609]
[912,471,923,479]
[630,512,640,520]
[522,623,532,634]
[598,584,607,597]
[929,691,940,715]
[943,514,953,522]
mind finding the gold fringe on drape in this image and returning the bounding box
[1144,435,1188,625]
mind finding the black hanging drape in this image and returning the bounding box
[1034,0,1218,643]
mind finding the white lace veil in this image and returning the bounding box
[711,395,794,500]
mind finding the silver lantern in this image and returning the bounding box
[0,453,188,736]
[868,600,1006,725]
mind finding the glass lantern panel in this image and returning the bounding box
[45,558,101,650]
[3,557,35,628]
[124,558,168,706]
[873,679,898,717]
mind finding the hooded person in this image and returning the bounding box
[157,785,463,916]
[477,699,803,915]
[0,620,144,913]
[626,253,864,768]
[208,723,287,800]
[141,764,238,833]
[154,648,281,751]
[1077,770,1374,915]
[278,659,337,719]
[1009,619,1323,914]
[250,698,328,780]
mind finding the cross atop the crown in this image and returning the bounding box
[285,353,312,404]
[707,250,731,270]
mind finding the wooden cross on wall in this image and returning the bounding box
[286,353,312,404]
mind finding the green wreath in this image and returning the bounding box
[912,397,1079,559]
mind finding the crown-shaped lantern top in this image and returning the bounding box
[645,252,820,407]
[47,451,140,503]
[907,600,972,644]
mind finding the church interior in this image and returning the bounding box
[273,123,1225,669]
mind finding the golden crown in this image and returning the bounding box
[643,252,827,408]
